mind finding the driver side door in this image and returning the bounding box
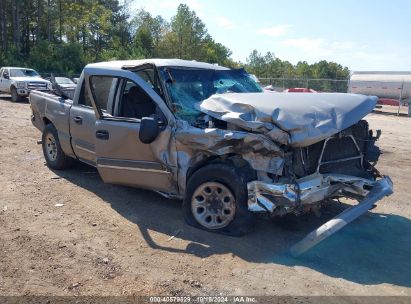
[0,68,11,92]
[84,67,178,195]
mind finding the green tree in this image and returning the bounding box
[168,4,207,59]
[0,0,350,83]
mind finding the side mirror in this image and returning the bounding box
[3,73,9,79]
[139,116,159,144]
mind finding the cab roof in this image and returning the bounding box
[86,59,230,71]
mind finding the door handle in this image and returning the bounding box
[73,116,83,124]
[96,130,109,140]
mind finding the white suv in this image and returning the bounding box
[0,67,51,102]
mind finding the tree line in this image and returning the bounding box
[246,50,350,91]
[0,0,350,90]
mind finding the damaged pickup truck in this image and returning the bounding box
[29,59,393,254]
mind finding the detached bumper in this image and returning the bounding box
[290,176,393,256]
[247,174,393,256]
[247,173,376,214]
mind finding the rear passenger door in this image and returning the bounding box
[84,67,178,195]
[69,78,99,165]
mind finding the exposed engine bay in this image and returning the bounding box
[291,120,381,180]
[248,119,383,216]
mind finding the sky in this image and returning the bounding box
[130,0,411,71]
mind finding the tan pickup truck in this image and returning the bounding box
[29,59,393,255]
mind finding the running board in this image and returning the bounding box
[290,176,393,257]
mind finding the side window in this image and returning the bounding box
[136,70,155,88]
[0,68,8,78]
[134,69,164,98]
[78,81,93,107]
[118,80,157,120]
[90,76,116,112]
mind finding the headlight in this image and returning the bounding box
[16,82,26,89]
[47,82,53,90]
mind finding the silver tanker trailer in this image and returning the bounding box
[348,71,411,115]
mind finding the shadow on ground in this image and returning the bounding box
[372,109,410,118]
[54,162,411,288]
[0,94,29,103]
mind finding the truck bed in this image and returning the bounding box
[30,90,72,131]
[29,90,74,158]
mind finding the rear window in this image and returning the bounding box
[89,76,117,111]
[78,81,93,107]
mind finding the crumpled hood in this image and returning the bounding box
[196,92,377,147]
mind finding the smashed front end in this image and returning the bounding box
[245,118,394,255]
[248,120,387,216]
[194,92,393,254]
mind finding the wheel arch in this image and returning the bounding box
[182,154,257,236]
[43,116,54,127]
[185,153,257,186]
[41,116,54,133]
[41,116,75,158]
[43,117,52,126]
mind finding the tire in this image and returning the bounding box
[183,163,255,236]
[10,86,21,102]
[42,124,73,170]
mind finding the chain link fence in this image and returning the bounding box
[39,72,81,79]
[259,77,349,93]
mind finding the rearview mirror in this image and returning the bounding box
[3,73,9,79]
[139,116,159,144]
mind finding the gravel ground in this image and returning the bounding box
[0,96,410,296]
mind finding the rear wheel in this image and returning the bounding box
[183,163,255,236]
[42,124,73,170]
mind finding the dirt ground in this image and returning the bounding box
[0,96,411,297]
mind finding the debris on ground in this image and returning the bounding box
[167,229,182,241]
[183,279,202,288]
[68,282,80,290]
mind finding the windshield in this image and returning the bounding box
[160,67,262,122]
[55,77,74,84]
[10,69,39,77]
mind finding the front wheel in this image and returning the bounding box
[42,124,73,170]
[11,87,21,102]
[183,163,255,236]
